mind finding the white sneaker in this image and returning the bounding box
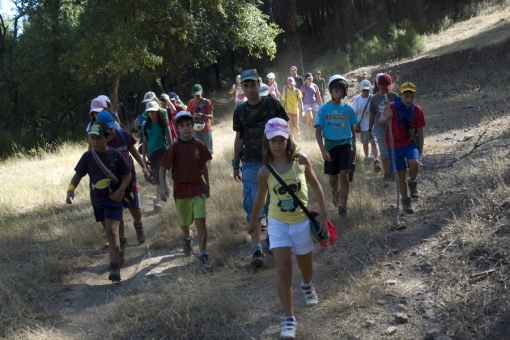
[279,317,297,340]
[301,283,319,306]
[153,198,163,210]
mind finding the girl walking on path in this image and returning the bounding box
[300,73,322,136]
[247,118,328,340]
[267,72,281,99]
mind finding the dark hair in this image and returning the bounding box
[175,116,193,127]
[328,79,348,96]
[89,108,110,122]
[262,135,299,165]
[145,109,166,131]
[373,80,380,94]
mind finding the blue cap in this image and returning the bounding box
[305,72,313,79]
[168,92,178,100]
[96,111,115,128]
[240,69,259,82]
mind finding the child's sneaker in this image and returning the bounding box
[153,198,163,210]
[181,234,193,256]
[374,159,382,173]
[279,316,297,340]
[401,197,414,214]
[198,254,211,269]
[134,221,146,244]
[382,173,392,187]
[338,204,347,218]
[301,282,319,306]
[108,262,121,282]
[368,152,374,160]
[408,179,419,200]
[251,250,264,267]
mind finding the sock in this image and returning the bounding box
[199,250,206,256]
[374,157,379,161]
[409,179,417,183]
[284,316,296,322]
[253,243,262,252]
[301,281,312,290]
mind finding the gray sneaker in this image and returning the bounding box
[338,204,347,218]
[198,254,212,269]
[401,196,414,214]
[134,221,146,244]
[408,180,419,200]
[251,250,264,267]
[374,159,382,173]
[182,234,193,256]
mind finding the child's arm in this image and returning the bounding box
[315,126,331,162]
[316,89,322,106]
[301,154,328,235]
[378,108,393,126]
[368,111,375,138]
[233,131,243,182]
[142,134,148,164]
[165,131,172,144]
[202,163,210,198]
[159,166,170,201]
[417,127,424,158]
[247,167,270,235]
[229,85,237,94]
[66,173,83,204]
[110,171,132,202]
[166,100,176,115]
[128,145,149,179]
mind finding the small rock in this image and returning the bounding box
[394,303,407,311]
[411,252,417,256]
[385,280,397,285]
[463,134,474,141]
[390,248,400,254]
[394,312,409,324]
[395,261,403,269]
[425,328,440,339]
[424,309,436,319]
[467,104,474,108]
[421,238,430,243]
[366,320,375,328]
[377,299,388,305]
[464,128,469,132]
[445,135,453,140]
[399,299,408,305]
[386,326,397,335]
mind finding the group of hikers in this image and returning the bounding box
[65,65,425,340]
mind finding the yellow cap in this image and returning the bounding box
[400,82,417,93]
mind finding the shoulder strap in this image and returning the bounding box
[92,149,119,184]
[117,129,128,147]
[357,95,372,123]
[265,163,314,220]
[196,98,207,112]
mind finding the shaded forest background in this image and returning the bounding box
[0,0,502,155]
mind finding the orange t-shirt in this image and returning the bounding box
[187,98,214,132]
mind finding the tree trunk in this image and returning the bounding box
[109,71,121,113]
[48,0,61,144]
[287,0,304,73]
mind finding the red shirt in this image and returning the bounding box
[384,103,426,149]
[187,98,214,132]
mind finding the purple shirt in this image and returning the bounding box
[301,83,319,105]
[107,129,139,193]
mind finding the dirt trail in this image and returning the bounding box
[52,7,510,339]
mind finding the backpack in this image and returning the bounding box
[237,97,278,139]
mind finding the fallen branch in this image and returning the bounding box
[470,269,496,278]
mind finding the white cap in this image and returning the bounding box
[97,95,111,104]
[360,79,371,91]
[259,83,270,97]
[328,74,347,87]
[174,111,193,123]
[145,101,160,112]
[266,72,276,79]
[142,91,157,103]
[264,118,290,140]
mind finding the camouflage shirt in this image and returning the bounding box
[233,97,288,164]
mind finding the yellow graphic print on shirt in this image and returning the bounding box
[91,178,110,190]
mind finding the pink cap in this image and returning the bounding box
[287,77,295,85]
[375,73,384,84]
[90,97,108,113]
[264,118,290,139]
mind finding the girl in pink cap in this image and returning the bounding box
[281,77,303,140]
[247,118,328,340]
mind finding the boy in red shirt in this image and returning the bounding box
[378,82,425,214]
[187,84,214,156]
[159,111,212,269]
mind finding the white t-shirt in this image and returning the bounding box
[352,94,372,131]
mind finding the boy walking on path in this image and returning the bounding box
[314,70,326,104]
[233,69,288,267]
[159,111,212,268]
[368,73,399,186]
[378,82,425,214]
[314,75,357,217]
[352,79,381,171]
[187,84,214,156]
[96,112,149,251]
[66,122,132,282]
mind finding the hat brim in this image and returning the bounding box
[142,98,156,103]
[241,77,259,82]
[147,108,159,112]
[379,85,392,91]
[360,86,371,90]
[400,87,416,93]
[88,130,107,136]
[191,91,202,95]
[266,131,289,140]
[89,107,105,113]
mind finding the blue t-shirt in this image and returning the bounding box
[314,101,357,141]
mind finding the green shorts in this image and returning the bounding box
[175,196,206,226]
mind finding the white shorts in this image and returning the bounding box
[303,103,320,113]
[268,218,314,255]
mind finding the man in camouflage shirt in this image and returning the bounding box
[233,69,288,267]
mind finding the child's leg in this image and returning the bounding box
[272,247,294,317]
[408,159,420,182]
[295,251,313,285]
[363,143,369,157]
[194,218,208,252]
[180,225,191,237]
[339,170,350,204]
[104,218,120,263]
[128,207,142,224]
[155,184,161,198]
[370,139,379,159]
[119,220,125,238]
[328,174,339,193]
[397,170,408,197]
[306,110,313,131]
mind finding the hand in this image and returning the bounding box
[193,112,201,119]
[368,131,373,142]
[246,222,257,235]
[321,150,331,162]
[160,186,169,202]
[142,167,149,179]
[66,191,74,204]
[317,214,328,236]
[160,93,170,102]
[233,168,242,182]
[111,189,124,202]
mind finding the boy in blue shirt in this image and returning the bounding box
[314,75,357,217]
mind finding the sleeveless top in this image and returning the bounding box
[268,160,308,224]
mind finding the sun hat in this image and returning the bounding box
[240,69,259,82]
[360,79,372,91]
[96,111,115,128]
[264,118,290,139]
[174,111,193,125]
[266,72,276,79]
[328,75,349,97]
[191,84,203,96]
[145,101,160,112]
[378,74,392,91]
[142,91,157,103]
[400,82,417,93]
[287,77,296,85]
[259,83,270,97]
[305,72,313,79]
[97,95,111,105]
[290,66,297,71]
[168,92,178,100]
[88,122,110,136]
[235,75,241,83]
[89,97,108,113]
